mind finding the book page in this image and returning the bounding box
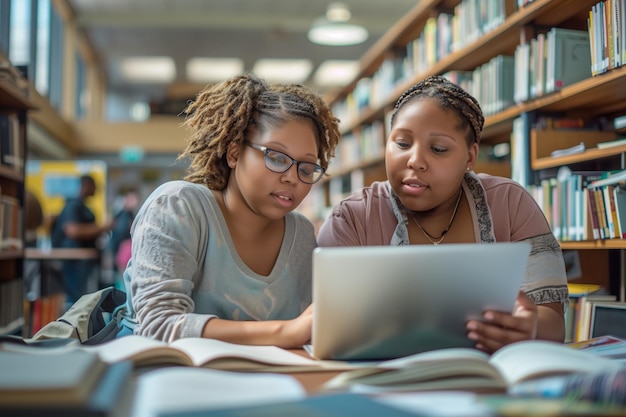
[322,347,501,391]
[170,337,320,369]
[489,340,618,385]
[132,367,306,417]
[84,335,192,367]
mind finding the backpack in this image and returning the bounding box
[31,286,136,345]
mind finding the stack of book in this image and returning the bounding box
[0,349,133,416]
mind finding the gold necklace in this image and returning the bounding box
[413,189,463,245]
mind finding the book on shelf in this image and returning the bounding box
[567,282,608,297]
[588,0,625,74]
[596,137,626,149]
[545,27,591,93]
[614,187,626,238]
[0,113,23,171]
[605,185,621,239]
[0,349,133,416]
[564,282,611,343]
[0,194,23,250]
[587,170,626,189]
[535,115,592,130]
[550,141,585,157]
[321,340,619,393]
[573,294,618,342]
[584,171,626,239]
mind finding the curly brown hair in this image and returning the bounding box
[390,75,484,145]
[178,73,341,190]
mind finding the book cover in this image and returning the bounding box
[587,170,626,189]
[575,294,618,342]
[606,185,621,238]
[586,188,601,240]
[545,28,591,93]
[0,361,134,417]
[596,137,626,149]
[0,349,108,407]
[157,393,419,417]
[132,367,306,417]
[614,187,626,239]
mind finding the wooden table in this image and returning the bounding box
[288,349,344,393]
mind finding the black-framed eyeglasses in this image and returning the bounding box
[245,142,325,184]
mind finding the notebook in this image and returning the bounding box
[311,242,531,361]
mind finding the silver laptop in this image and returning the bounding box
[311,242,531,361]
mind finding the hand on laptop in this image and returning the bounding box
[466,291,539,354]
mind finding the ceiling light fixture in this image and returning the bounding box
[120,56,176,83]
[308,2,369,46]
[313,60,360,86]
[186,58,244,83]
[252,59,313,84]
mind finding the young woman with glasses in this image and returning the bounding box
[122,74,340,347]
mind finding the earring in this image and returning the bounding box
[466,167,470,172]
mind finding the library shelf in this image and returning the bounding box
[314,0,626,305]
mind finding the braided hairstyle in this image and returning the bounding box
[390,75,484,145]
[179,73,341,190]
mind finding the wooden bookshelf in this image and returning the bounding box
[530,129,625,170]
[319,0,626,303]
[0,63,32,336]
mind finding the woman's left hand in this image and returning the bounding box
[466,290,538,353]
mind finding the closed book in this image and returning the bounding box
[0,349,107,407]
[1,361,134,417]
[157,393,419,417]
[614,187,626,239]
[545,28,591,93]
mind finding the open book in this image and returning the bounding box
[323,340,620,393]
[79,335,353,372]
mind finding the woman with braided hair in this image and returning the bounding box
[318,75,568,353]
[123,73,341,347]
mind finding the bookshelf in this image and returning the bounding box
[0,60,32,336]
[307,0,626,303]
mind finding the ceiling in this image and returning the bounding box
[67,0,418,115]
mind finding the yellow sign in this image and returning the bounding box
[25,160,108,226]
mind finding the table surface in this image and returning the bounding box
[288,349,342,393]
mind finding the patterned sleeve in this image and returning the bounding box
[510,187,569,307]
[522,234,569,306]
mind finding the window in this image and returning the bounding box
[35,0,50,95]
[8,0,31,66]
[47,4,62,109]
[0,0,10,54]
[75,51,86,118]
